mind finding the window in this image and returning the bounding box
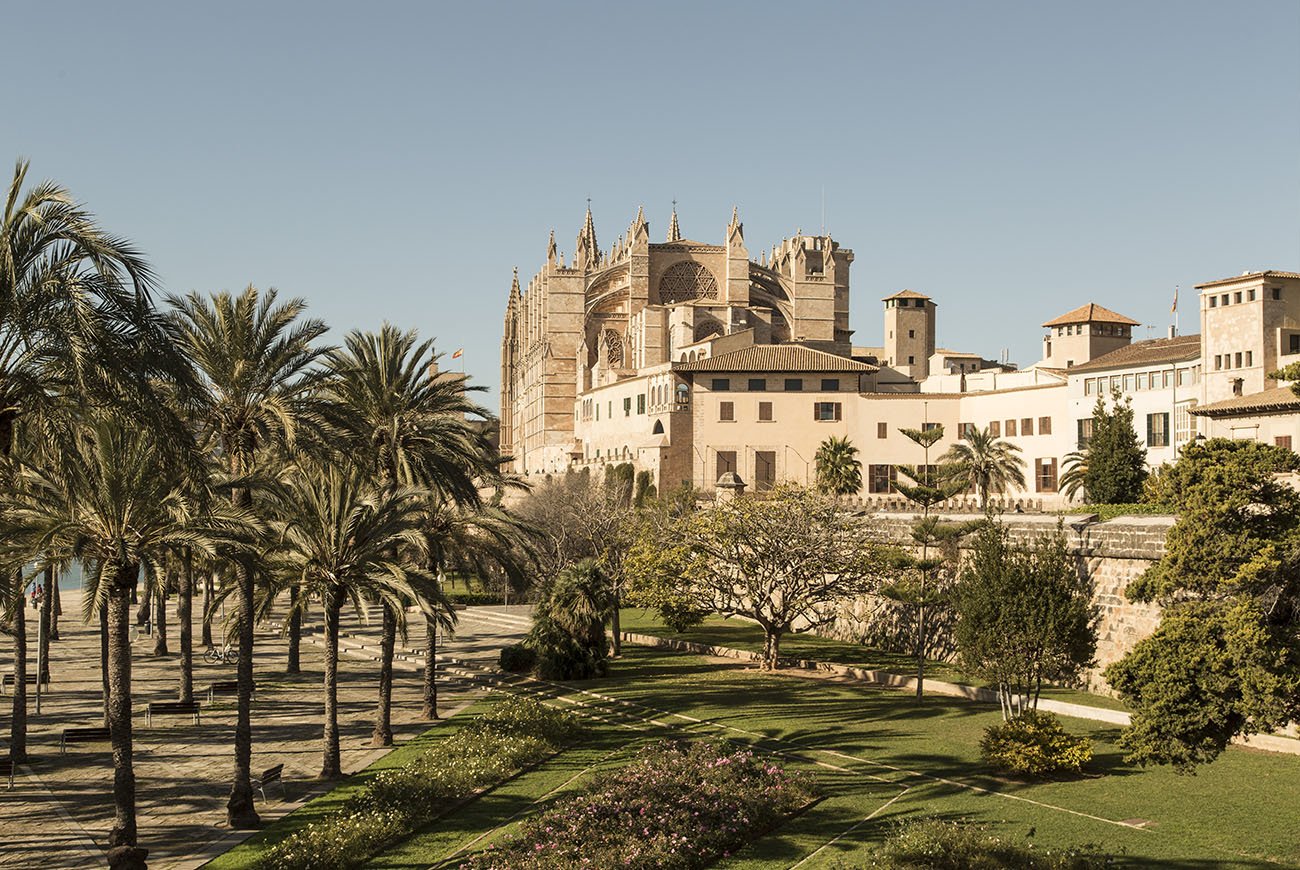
[922,421,940,432]
[784,378,803,391]
[1214,354,1222,370]
[1234,291,1242,304]
[1123,374,1135,392]
[1038,416,1052,435]
[755,451,777,491]
[908,329,915,338]
[715,451,737,481]
[719,401,735,422]
[758,401,773,422]
[1274,288,1282,300]
[1235,352,1243,368]
[1147,412,1170,447]
[1021,417,1034,436]
[1035,458,1058,493]
[623,397,631,417]
[1110,375,1122,392]
[748,378,767,391]
[1134,373,1146,390]
[907,355,915,364]
[1221,294,1229,306]
[1277,436,1294,451]
[1233,378,1244,397]
[608,401,612,418]
[877,421,888,439]
[1084,378,1093,396]
[989,420,1001,438]
[637,394,646,414]
[711,378,731,391]
[1162,370,1172,389]
[1291,335,1300,354]
[1209,296,1218,308]
[1245,351,1253,367]
[1248,289,1257,301]
[821,378,840,391]
[595,403,599,421]
[959,422,976,439]
[1077,418,1094,448]
[1005,419,1017,437]
[868,464,897,494]
[813,401,842,422]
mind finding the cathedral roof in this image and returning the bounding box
[1041,302,1140,328]
[674,344,878,374]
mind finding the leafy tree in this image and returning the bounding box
[940,426,1026,511]
[814,435,862,496]
[632,469,657,507]
[643,485,886,669]
[954,521,1097,720]
[623,490,706,632]
[167,286,330,828]
[1080,391,1147,504]
[1105,438,1300,770]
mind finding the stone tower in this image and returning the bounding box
[883,289,936,380]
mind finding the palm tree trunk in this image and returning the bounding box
[40,565,54,683]
[152,577,169,656]
[100,603,110,728]
[225,558,260,828]
[106,564,148,870]
[372,605,396,746]
[178,550,194,704]
[51,575,61,641]
[286,585,301,675]
[201,571,214,649]
[8,571,28,763]
[422,616,438,719]
[321,590,343,778]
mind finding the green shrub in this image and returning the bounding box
[849,818,1112,869]
[980,711,1093,777]
[499,642,537,673]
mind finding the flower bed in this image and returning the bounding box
[254,696,583,870]
[854,818,1113,869]
[461,738,816,869]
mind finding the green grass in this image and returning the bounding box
[1061,503,1174,521]
[619,607,1129,712]
[209,647,1300,869]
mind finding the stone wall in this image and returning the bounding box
[826,512,1170,693]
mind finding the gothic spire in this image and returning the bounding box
[667,200,681,242]
[578,200,597,254]
[546,230,557,263]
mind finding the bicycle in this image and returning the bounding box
[203,644,240,665]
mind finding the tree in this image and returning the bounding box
[815,435,863,497]
[325,324,495,747]
[940,426,1026,511]
[1105,438,1300,771]
[264,464,437,777]
[1079,390,1147,504]
[645,485,886,670]
[167,286,330,828]
[954,521,1097,720]
[524,559,614,679]
[0,414,252,870]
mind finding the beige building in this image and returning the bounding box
[501,206,1298,507]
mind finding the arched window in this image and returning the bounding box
[652,419,665,435]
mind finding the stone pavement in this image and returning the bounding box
[0,591,533,869]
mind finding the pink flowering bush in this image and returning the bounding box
[254,697,583,870]
[461,738,815,869]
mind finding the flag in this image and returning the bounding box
[451,348,464,359]
[1171,286,1178,314]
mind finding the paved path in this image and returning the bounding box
[0,592,532,869]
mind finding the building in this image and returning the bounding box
[501,205,1298,507]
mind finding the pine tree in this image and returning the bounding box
[1082,390,1147,504]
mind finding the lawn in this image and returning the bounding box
[618,607,1130,712]
[209,645,1300,869]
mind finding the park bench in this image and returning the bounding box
[0,756,14,789]
[252,763,285,802]
[1,673,49,694]
[145,700,201,726]
[60,726,111,755]
[206,680,255,702]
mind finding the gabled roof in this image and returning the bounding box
[673,344,878,373]
[1068,334,1201,373]
[1195,270,1300,289]
[882,289,931,301]
[1042,302,1140,328]
[1190,386,1300,418]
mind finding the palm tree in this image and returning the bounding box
[0,415,251,869]
[324,325,494,746]
[167,286,329,827]
[1059,450,1088,501]
[940,426,1027,511]
[815,436,862,497]
[264,463,438,777]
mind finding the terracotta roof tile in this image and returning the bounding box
[673,344,878,374]
[1190,386,1300,417]
[1042,302,1140,328]
[1194,270,1300,289]
[1068,335,1201,373]
[882,289,932,301]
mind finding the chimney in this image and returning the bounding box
[1168,325,1176,339]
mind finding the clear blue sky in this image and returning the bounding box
[7,1,1298,402]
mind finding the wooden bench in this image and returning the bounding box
[206,680,254,702]
[0,757,14,789]
[252,763,285,802]
[60,727,111,755]
[146,701,200,726]
[1,673,49,694]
